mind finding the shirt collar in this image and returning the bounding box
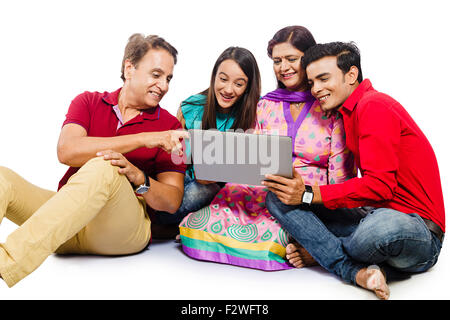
[341,79,374,112]
[102,88,121,105]
[102,87,161,121]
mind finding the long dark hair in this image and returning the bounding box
[267,26,316,89]
[201,47,261,131]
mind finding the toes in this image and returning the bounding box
[289,256,302,264]
[288,256,305,268]
[285,243,297,254]
[375,288,390,300]
[286,251,300,260]
[291,259,304,268]
[285,243,318,268]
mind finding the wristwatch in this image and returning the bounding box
[135,171,150,195]
[302,185,314,205]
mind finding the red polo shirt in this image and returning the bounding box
[58,88,186,190]
[320,79,445,232]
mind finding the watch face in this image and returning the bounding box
[302,191,313,204]
[135,185,150,195]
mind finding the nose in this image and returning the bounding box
[158,78,169,94]
[280,59,290,72]
[223,82,233,94]
[311,81,322,97]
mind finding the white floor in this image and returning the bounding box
[0,218,448,300]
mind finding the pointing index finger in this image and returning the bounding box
[173,130,190,140]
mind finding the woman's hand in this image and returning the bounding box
[96,150,145,186]
[262,166,305,205]
[141,130,190,156]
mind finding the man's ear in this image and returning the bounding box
[124,59,135,81]
[345,66,359,85]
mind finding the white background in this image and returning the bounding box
[0,0,449,300]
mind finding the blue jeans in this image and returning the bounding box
[265,192,442,284]
[155,175,223,225]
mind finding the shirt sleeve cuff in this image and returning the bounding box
[319,184,345,209]
[62,120,89,131]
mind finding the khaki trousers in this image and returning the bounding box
[0,157,151,287]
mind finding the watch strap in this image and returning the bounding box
[134,171,150,194]
[142,171,150,187]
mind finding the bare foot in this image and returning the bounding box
[356,265,390,300]
[285,243,319,268]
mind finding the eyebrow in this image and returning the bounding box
[219,72,247,82]
[308,72,331,83]
[273,55,300,59]
[151,68,165,73]
[152,67,173,78]
[315,72,331,79]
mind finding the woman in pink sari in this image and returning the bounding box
[179,26,356,270]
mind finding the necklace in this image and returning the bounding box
[291,102,305,109]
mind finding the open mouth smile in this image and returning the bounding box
[149,90,162,99]
[318,94,330,103]
[281,72,296,80]
[220,93,234,102]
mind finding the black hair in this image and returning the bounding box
[302,41,363,83]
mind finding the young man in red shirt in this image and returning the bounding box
[263,42,445,300]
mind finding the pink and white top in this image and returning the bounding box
[255,98,356,186]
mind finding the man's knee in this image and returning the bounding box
[346,209,426,259]
[265,191,282,218]
[84,156,115,170]
[0,166,8,175]
[72,157,123,187]
[265,191,281,208]
[0,166,16,192]
[0,166,15,181]
[83,157,119,177]
[361,209,422,238]
[265,191,298,222]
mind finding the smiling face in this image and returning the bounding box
[124,48,174,109]
[213,59,248,110]
[306,56,359,112]
[271,42,306,91]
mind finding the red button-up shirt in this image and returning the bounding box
[58,88,186,190]
[320,79,445,232]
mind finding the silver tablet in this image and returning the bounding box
[188,129,292,186]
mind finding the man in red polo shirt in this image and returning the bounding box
[0,33,188,287]
[264,42,445,300]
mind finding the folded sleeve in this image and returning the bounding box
[62,91,92,132]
